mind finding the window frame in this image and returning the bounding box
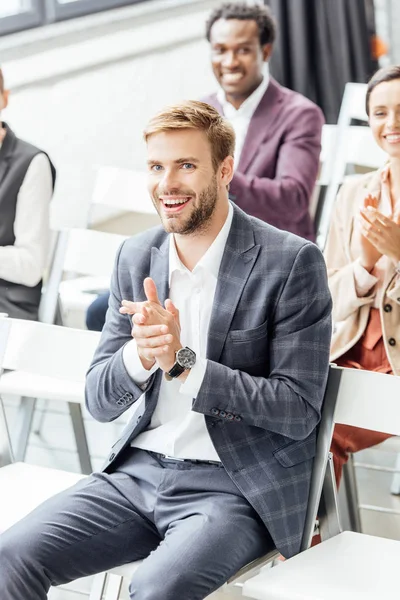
[44,0,145,23]
[0,0,44,36]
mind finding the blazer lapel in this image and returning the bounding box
[207,206,260,363]
[149,235,170,305]
[0,123,16,188]
[238,79,284,173]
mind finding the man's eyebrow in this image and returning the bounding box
[175,157,200,164]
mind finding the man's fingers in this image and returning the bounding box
[165,298,179,318]
[140,345,170,360]
[136,333,173,348]
[133,324,168,338]
[120,300,144,315]
[144,278,161,305]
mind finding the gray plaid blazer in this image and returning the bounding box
[85,203,332,558]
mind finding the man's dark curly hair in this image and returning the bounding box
[206,2,276,46]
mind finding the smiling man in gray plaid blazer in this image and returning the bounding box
[0,101,332,600]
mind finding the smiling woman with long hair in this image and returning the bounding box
[325,65,400,485]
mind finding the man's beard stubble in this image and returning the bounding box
[154,175,219,236]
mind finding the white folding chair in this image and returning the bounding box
[0,317,101,473]
[243,367,400,600]
[40,228,127,328]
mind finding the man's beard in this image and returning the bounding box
[154,175,218,235]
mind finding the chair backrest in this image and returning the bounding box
[91,166,156,216]
[0,318,101,382]
[334,367,400,436]
[39,228,127,324]
[315,82,380,249]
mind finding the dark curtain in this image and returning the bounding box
[265,0,379,123]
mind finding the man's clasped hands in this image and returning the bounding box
[119,277,185,378]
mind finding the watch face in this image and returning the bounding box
[176,347,196,369]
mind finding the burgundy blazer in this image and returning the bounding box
[203,78,324,241]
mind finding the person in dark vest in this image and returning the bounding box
[0,67,56,321]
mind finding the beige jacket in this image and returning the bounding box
[325,169,400,374]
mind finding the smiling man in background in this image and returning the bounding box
[204,2,324,241]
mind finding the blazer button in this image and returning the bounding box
[219,410,227,418]
[226,413,234,421]
[384,304,392,313]
[234,415,242,422]
[389,337,396,346]
[211,408,220,416]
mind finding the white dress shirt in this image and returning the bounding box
[0,150,53,286]
[122,202,234,461]
[217,66,270,169]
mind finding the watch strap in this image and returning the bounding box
[166,361,186,380]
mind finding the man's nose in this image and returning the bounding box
[222,50,239,69]
[160,169,180,190]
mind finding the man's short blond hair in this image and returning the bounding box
[143,100,235,171]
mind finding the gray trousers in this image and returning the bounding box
[0,448,273,600]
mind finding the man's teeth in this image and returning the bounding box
[386,134,400,141]
[223,73,243,81]
[163,199,188,205]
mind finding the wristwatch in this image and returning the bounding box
[165,347,196,381]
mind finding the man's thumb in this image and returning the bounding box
[144,277,161,305]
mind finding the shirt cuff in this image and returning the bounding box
[122,339,158,386]
[353,259,378,297]
[179,356,207,398]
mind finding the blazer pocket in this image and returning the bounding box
[273,435,316,468]
[228,319,269,343]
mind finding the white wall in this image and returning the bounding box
[1,1,220,231]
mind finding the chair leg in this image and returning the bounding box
[390,453,400,495]
[13,396,37,461]
[33,399,49,435]
[89,573,107,600]
[105,574,123,600]
[342,454,362,532]
[68,402,93,474]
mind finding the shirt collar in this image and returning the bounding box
[168,201,234,284]
[217,63,270,119]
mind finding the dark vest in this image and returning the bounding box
[0,123,56,320]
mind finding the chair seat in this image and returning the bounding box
[243,531,400,600]
[0,463,85,533]
[0,370,85,404]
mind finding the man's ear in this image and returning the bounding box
[262,43,273,62]
[220,155,234,187]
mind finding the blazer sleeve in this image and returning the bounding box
[324,180,376,323]
[229,104,324,227]
[85,242,154,423]
[192,242,332,441]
